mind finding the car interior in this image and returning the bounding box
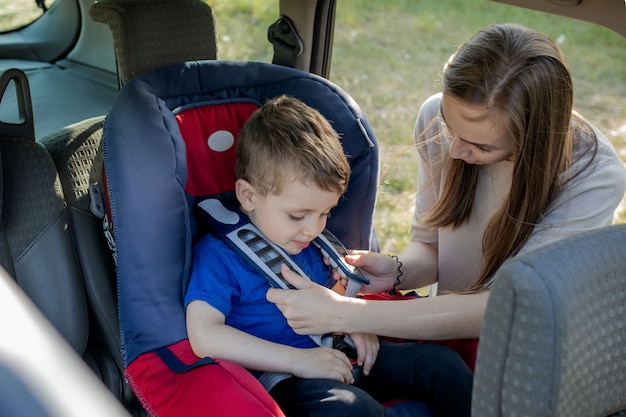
[0,0,624,416]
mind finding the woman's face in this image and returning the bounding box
[440,95,515,165]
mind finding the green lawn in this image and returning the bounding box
[2,0,624,254]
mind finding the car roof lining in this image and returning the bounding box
[492,0,626,37]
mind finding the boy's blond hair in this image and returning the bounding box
[236,95,350,196]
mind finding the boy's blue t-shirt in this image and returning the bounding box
[184,232,334,349]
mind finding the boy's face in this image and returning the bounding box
[237,178,341,255]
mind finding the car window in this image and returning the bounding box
[0,0,56,32]
[213,0,626,254]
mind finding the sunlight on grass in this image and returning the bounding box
[210,0,275,62]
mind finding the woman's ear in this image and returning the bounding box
[235,179,256,212]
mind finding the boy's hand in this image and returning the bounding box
[348,333,380,376]
[322,255,349,289]
[291,347,354,384]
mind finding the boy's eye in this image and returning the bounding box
[288,212,332,222]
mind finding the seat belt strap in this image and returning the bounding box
[268,16,303,68]
[154,346,216,374]
[195,194,369,297]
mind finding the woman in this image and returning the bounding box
[267,23,626,345]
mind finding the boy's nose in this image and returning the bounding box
[302,224,317,238]
[302,217,324,238]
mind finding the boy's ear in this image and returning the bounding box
[235,179,256,212]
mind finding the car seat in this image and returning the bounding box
[0,68,92,384]
[473,224,626,417]
[90,0,218,86]
[100,59,379,416]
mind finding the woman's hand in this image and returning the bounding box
[344,251,398,294]
[267,264,348,335]
[348,333,379,376]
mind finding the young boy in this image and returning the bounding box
[185,95,473,417]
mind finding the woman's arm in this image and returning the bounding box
[186,300,355,382]
[267,265,488,340]
[338,290,488,340]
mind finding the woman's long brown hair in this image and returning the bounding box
[422,23,594,292]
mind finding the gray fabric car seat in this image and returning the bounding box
[0,68,90,372]
[90,0,218,86]
[473,224,626,417]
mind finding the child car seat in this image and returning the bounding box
[101,59,380,416]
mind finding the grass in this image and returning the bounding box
[3,0,624,254]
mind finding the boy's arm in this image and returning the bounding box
[186,300,355,383]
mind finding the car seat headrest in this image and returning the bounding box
[90,0,218,86]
